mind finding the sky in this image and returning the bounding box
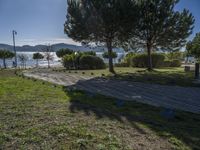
[0,0,200,46]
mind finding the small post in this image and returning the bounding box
[195,63,200,79]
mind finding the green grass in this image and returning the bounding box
[0,70,200,149]
[53,67,197,87]
[68,91,200,150]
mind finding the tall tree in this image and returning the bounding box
[64,0,139,73]
[0,50,15,69]
[129,0,194,70]
[33,53,44,67]
[186,33,200,79]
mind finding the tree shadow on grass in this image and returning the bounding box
[108,70,198,87]
[63,77,200,150]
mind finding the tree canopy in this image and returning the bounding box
[56,48,73,58]
[64,0,194,71]
[64,0,139,73]
[127,0,195,70]
[0,50,15,59]
[0,50,15,68]
[33,53,44,60]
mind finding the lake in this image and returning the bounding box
[0,52,125,68]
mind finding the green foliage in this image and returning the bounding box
[62,54,75,69]
[0,50,15,68]
[130,0,194,70]
[83,51,96,56]
[62,51,105,70]
[33,53,44,67]
[64,0,139,72]
[131,53,165,68]
[170,59,182,67]
[79,55,106,70]
[186,33,200,61]
[123,52,136,66]
[166,51,185,61]
[56,49,73,58]
[162,60,172,67]
[102,51,117,59]
[163,60,181,67]
[33,53,44,60]
[114,63,129,67]
[0,50,15,59]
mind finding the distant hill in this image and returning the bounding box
[0,43,124,52]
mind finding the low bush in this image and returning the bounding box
[62,55,74,69]
[170,59,182,67]
[162,59,182,67]
[115,63,129,67]
[83,51,96,56]
[123,52,136,66]
[163,60,172,67]
[79,55,106,70]
[131,53,165,68]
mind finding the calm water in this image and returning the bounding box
[0,52,125,68]
[0,52,61,68]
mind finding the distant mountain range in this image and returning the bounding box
[0,43,124,52]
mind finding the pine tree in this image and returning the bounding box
[0,50,15,69]
[64,0,139,73]
[130,0,194,70]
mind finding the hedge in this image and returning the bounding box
[62,54,75,69]
[131,53,165,68]
[79,55,106,70]
[170,59,182,67]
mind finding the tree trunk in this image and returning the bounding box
[3,58,6,69]
[195,63,199,79]
[147,42,153,71]
[107,40,115,73]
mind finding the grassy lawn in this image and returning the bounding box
[0,70,200,149]
[53,67,197,87]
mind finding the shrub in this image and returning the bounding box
[163,60,172,67]
[131,54,147,68]
[115,63,129,67]
[62,54,74,69]
[79,55,106,70]
[170,59,181,67]
[83,51,96,56]
[56,48,73,58]
[123,52,136,66]
[151,53,165,68]
[131,53,165,68]
[102,51,117,59]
